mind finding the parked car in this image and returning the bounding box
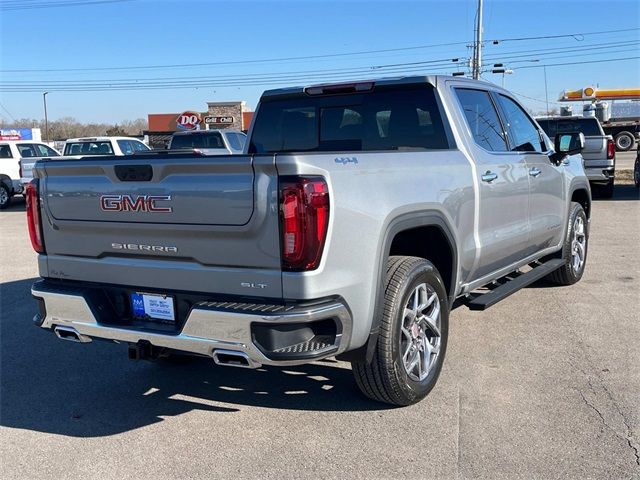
[168,129,246,155]
[0,140,60,209]
[536,116,615,197]
[28,76,591,406]
[63,137,150,156]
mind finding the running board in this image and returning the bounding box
[465,259,565,311]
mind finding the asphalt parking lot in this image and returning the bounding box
[1,185,638,480]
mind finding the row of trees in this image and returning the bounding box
[0,117,148,140]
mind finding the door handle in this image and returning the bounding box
[529,167,542,178]
[481,171,498,183]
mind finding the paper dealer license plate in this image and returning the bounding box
[131,292,175,322]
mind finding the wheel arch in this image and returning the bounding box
[338,211,458,363]
[0,174,13,192]
[570,185,592,219]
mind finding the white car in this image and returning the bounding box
[0,140,60,209]
[63,136,150,156]
[168,130,247,155]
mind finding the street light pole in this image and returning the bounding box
[472,0,483,79]
[43,92,49,143]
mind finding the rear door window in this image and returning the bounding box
[249,84,450,153]
[454,88,508,152]
[17,144,38,158]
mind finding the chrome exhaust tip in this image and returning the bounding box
[212,349,260,369]
[54,326,92,343]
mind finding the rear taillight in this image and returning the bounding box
[607,138,615,159]
[25,180,45,253]
[279,176,329,271]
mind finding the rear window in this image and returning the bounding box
[64,141,114,155]
[170,132,224,149]
[249,84,450,153]
[537,118,602,137]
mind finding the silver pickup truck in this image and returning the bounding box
[536,116,615,197]
[28,76,591,406]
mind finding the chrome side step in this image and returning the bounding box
[465,259,565,311]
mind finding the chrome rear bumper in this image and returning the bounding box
[32,282,352,367]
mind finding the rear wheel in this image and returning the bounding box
[614,131,634,152]
[352,256,449,406]
[0,183,11,209]
[547,202,588,285]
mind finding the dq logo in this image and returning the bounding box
[176,111,201,130]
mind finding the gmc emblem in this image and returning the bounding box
[100,195,173,213]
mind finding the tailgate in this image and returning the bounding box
[36,154,283,297]
[581,136,608,162]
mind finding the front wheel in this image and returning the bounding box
[352,256,449,406]
[547,202,588,285]
[0,183,11,210]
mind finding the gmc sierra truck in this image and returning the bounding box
[28,76,591,406]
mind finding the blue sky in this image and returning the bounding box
[1,0,639,124]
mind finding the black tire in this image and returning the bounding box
[634,157,639,188]
[547,202,588,286]
[614,131,634,152]
[352,256,449,406]
[599,178,614,199]
[0,183,11,210]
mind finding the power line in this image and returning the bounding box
[2,27,638,74]
[0,0,137,11]
[0,102,17,122]
[514,55,640,70]
[5,39,637,91]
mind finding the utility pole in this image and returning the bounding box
[543,66,550,116]
[43,92,49,143]
[472,0,483,79]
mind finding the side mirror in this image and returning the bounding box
[550,132,584,164]
[555,132,584,155]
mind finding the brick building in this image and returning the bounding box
[146,101,254,149]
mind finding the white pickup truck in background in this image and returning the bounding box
[168,129,247,155]
[0,140,60,209]
[536,116,616,197]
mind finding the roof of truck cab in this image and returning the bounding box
[171,129,244,136]
[260,75,499,99]
[64,137,144,142]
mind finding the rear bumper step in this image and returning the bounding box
[464,259,565,311]
[32,281,352,367]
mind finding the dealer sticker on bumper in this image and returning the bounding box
[131,293,175,322]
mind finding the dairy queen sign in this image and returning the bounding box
[176,111,201,130]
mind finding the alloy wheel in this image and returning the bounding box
[400,283,442,382]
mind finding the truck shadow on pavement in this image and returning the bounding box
[593,184,639,201]
[0,279,388,438]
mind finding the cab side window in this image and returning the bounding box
[496,95,545,153]
[117,140,134,155]
[455,88,508,152]
[0,145,12,158]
